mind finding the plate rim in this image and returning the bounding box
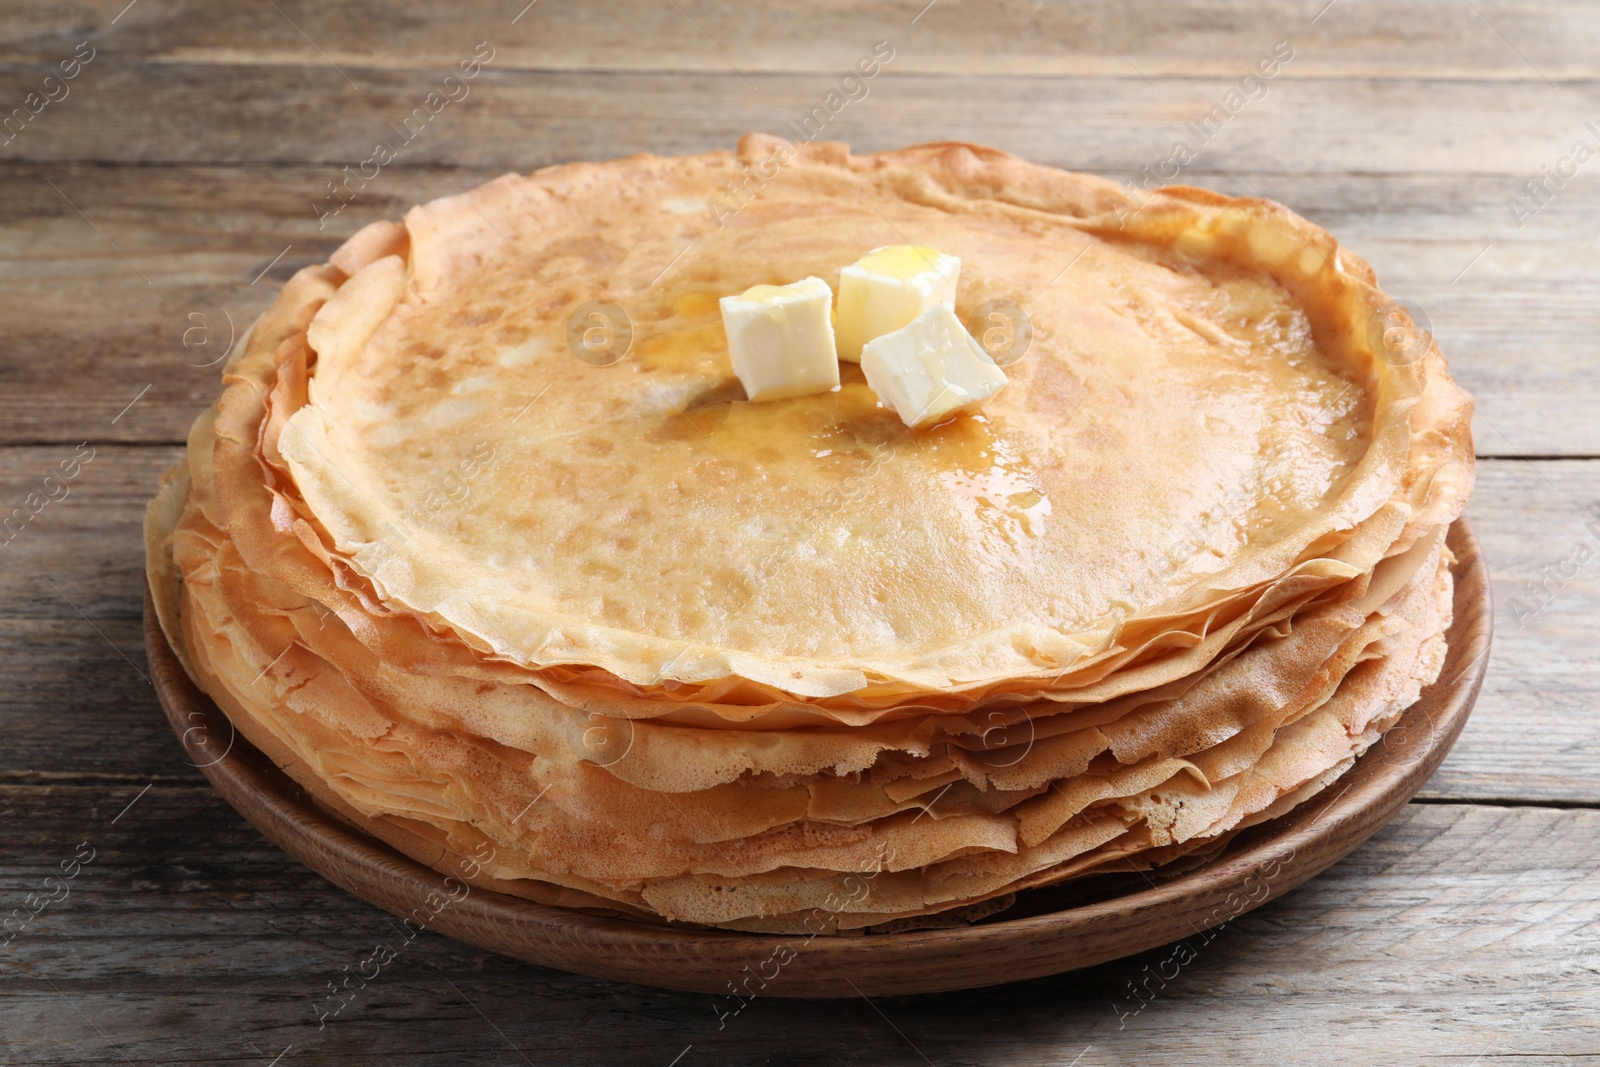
[145,519,1491,998]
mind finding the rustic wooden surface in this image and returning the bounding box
[1,0,1596,1062]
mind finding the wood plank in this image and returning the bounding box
[0,62,1596,175]
[0,448,1594,806]
[1433,459,1600,805]
[0,165,1594,455]
[3,0,1597,79]
[0,444,180,785]
[0,791,1595,1062]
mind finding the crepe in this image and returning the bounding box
[146,136,1474,931]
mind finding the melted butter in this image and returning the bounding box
[641,382,897,508]
[631,322,726,374]
[854,244,950,280]
[672,290,721,317]
[926,416,1052,551]
[651,381,1051,561]
[733,283,797,306]
[688,383,885,451]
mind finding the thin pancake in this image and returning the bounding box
[270,136,1471,701]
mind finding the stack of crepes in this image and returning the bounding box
[146,136,1474,933]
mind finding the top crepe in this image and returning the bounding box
[272,135,1472,703]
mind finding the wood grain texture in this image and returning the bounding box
[2,64,1595,173]
[1439,460,1600,804]
[1,789,1595,1064]
[1,165,1595,454]
[3,0,1598,78]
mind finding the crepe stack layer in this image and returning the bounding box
[146,136,1474,932]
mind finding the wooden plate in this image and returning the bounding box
[146,520,1491,998]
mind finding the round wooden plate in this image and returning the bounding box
[146,521,1490,998]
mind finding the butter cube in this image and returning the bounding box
[860,302,1008,428]
[836,245,961,361]
[719,277,841,402]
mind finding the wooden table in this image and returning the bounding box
[3,2,1597,1062]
